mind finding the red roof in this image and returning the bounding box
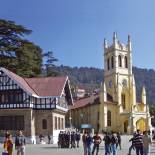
[1,67,67,97]
[70,95,99,109]
[1,68,36,95]
[24,76,67,96]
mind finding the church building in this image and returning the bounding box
[0,67,73,143]
[99,33,152,133]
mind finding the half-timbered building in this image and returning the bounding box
[0,67,73,143]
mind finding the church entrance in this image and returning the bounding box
[136,118,146,132]
[124,120,128,133]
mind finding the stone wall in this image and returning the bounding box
[0,109,32,136]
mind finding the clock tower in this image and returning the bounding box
[103,32,134,112]
[99,33,151,133]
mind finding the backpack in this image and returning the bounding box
[111,136,118,144]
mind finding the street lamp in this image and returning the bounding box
[69,111,72,129]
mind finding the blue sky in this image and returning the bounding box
[0,0,155,69]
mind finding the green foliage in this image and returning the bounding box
[51,66,155,105]
[0,19,42,77]
[43,51,59,76]
[52,65,103,91]
[150,106,155,116]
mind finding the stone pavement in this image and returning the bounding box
[0,135,155,155]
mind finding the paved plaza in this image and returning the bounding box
[0,135,155,155]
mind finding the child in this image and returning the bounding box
[3,134,13,155]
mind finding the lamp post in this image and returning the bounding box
[69,111,72,129]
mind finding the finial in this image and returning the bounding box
[142,86,146,104]
[113,32,117,41]
[142,86,146,95]
[104,38,108,48]
[128,34,132,51]
[128,35,131,43]
[113,32,118,47]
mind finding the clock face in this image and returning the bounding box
[108,80,112,88]
[122,79,127,87]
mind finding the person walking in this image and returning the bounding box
[132,129,143,155]
[70,131,76,148]
[75,131,81,148]
[142,131,152,155]
[82,131,88,155]
[86,132,93,155]
[47,134,51,144]
[15,130,26,155]
[116,132,121,150]
[103,132,111,155]
[111,132,118,155]
[92,132,102,155]
[127,132,136,155]
[3,134,13,155]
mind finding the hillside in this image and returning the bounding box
[51,65,155,105]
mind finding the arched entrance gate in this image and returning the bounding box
[136,118,146,132]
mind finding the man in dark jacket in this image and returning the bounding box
[70,132,76,148]
[86,132,93,155]
[92,132,102,155]
[75,131,81,148]
[103,132,111,155]
[15,130,26,155]
[132,130,143,155]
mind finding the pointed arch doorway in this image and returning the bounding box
[136,118,146,132]
[124,120,128,133]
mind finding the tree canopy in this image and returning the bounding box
[43,51,60,76]
[0,19,42,77]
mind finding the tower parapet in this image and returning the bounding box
[104,32,132,53]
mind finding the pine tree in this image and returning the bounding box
[0,19,42,77]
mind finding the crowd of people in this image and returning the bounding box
[58,130,81,148]
[81,129,152,155]
[82,131,121,155]
[1,129,153,155]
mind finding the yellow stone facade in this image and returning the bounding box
[69,96,100,132]
[99,33,152,134]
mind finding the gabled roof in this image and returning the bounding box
[24,76,67,97]
[1,68,36,95]
[70,95,99,110]
[0,67,71,98]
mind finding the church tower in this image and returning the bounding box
[103,32,134,112]
[99,32,152,133]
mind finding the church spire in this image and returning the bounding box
[113,32,118,48]
[104,38,108,49]
[142,86,146,104]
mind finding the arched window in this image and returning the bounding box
[107,58,110,70]
[111,56,114,69]
[107,110,111,126]
[125,56,128,68]
[121,94,126,109]
[118,55,122,67]
[42,119,47,129]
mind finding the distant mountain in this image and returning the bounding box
[51,65,155,105]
